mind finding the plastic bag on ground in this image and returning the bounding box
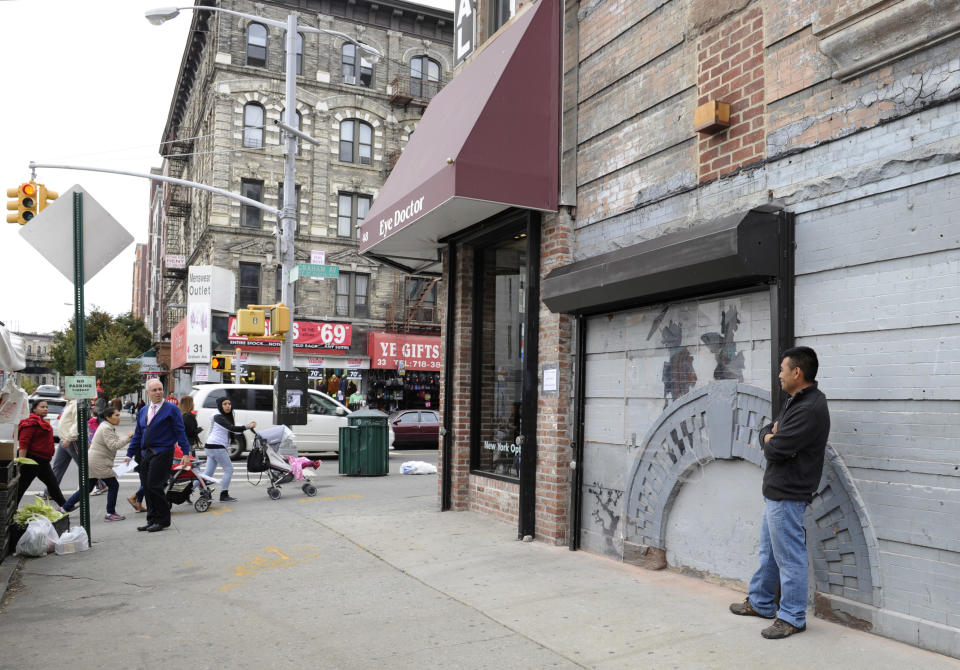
[16,515,59,557]
[400,461,438,475]
[55,526,89,555]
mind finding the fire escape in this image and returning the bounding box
[386,276,440,333]
[161,137,193,333]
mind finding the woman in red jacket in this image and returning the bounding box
[16,398,67,508]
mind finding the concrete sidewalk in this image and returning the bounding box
[1,458,957,669]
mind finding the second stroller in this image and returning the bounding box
[247,426,320,500]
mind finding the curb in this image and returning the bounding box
[0,552,23,606]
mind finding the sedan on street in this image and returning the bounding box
[389,409,440,448]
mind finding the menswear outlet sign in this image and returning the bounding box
[187,266,235,364]
[368,332,442,370]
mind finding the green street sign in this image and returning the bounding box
[294,263,339,279]
[65,375,98,400]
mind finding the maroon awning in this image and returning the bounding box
[359,0,560,272]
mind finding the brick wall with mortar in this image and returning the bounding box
[566,0,960,658]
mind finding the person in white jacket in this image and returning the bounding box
[61,407,133,521]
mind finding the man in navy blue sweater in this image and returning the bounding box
[125,379,192,532]
[730,346,830,639]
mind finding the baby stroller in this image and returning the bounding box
[165,450,217,513]
[248,426,319,500]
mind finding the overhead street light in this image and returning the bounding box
[147,5,380,372]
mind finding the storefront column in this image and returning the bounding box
[534,209,574,543]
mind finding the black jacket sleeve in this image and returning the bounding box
[213,414,247,434]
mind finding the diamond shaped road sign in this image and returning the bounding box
[19,184,133,284]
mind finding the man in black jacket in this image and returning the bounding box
[730,346,830,639]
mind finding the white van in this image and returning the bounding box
[191,384,390,459]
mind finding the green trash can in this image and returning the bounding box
[338,409,389,476]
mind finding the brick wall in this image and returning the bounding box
[696,5,765,182]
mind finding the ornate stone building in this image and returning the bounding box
[149,0,452,402]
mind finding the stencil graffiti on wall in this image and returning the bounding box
[587,482,623,540]
[700,306,745,381]
[648,307,697,407]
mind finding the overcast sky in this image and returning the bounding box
[0,0,453,336]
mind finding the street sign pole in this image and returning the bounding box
[72,192,91,540]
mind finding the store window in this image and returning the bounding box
[473,235,528,479]
[247,23,268,67]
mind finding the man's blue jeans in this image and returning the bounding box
[747,498,809,628]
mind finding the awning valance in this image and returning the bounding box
[542,208,790,315]
[359,0,560,274]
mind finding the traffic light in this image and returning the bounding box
[237,308,266,336]
[37,184,58,212]
[6,182,38,225]
[270,303,290,335]
[210,355,232,371]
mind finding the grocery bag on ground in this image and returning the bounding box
[55,526,89,555]
[16,515,59,557]
[400,460,438,475]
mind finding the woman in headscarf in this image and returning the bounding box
[204,397,255,503]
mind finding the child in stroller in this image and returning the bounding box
[249,426,321,500]
[165,444,217,513]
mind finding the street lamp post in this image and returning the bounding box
[146,5,381,371]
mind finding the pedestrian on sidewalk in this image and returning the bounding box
[730,346,830,639]
[204,397,254,503]
[179,395,202,453]
[62,407,133,521]
[124,379,192,533]
[15,398,67,509]
[46,398,80,499]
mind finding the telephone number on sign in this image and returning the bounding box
[376,359,441,369]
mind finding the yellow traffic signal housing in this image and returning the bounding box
[37,184,58,212]
[210,355,232,371]
[270,303,291,335]
[237,308,266,336]
[6,182,37,225]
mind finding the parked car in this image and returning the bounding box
[33,385,62,398]
[389,409,440,448]
[191,384,395,459]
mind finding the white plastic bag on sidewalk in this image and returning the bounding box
[15,515,59,557]
[400,460,438,475]
[55,526,89,555]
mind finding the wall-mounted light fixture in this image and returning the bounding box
[694,100,731,134]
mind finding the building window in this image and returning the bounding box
[339,120,372,165]
[277,183,301,225]
[279,109,303,154]
[489,0,516,33]
[410,56,441,98]
[243,103,265,148]
[284,32,303,75]
[335,272,370,318]
[241,180,263,228]
[341,43,373,87]
[337,192,371,238]
[275,265,283,302]
[405,277,437,322]
[238,262,260,309]
[247,23,268,67]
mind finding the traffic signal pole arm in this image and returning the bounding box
[28,162,281,217]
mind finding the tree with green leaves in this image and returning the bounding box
[49,309,152,392]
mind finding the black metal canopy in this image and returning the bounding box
[542,208,789,315]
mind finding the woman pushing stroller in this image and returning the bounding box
[205,397,255,502]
